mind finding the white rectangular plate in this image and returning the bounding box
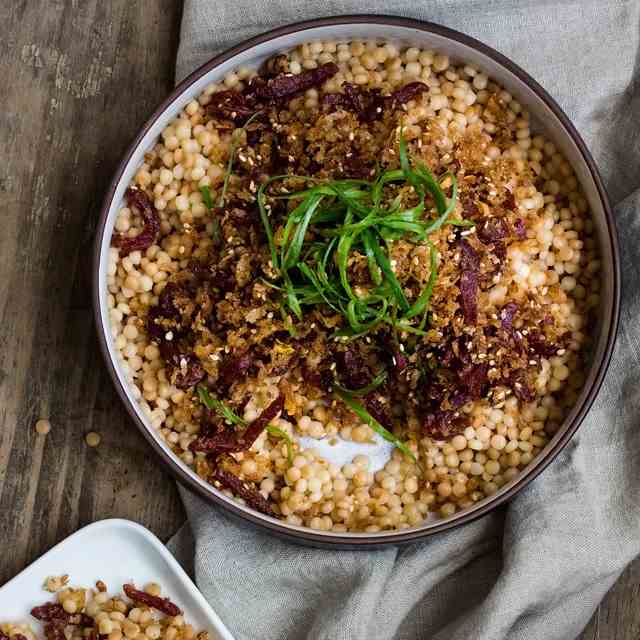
[0,519,234,640]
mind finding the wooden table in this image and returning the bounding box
[0,2,636,638]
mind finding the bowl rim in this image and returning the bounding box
[92,14,621,547]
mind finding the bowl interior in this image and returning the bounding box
[95,19,618,544]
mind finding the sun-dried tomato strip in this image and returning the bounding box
[190,430,238,454]
[459,269,478,325]
[212,468,276,517]
[500,302,519,330]
[111,188,160,256]
[31,603,68,622]
[255,63,338,100]
[389,81,428,107]
[123,583,182,616]
[238,393,284,448]
[76,613,95,627]
[190,392,284,456]
[43,624,65,640]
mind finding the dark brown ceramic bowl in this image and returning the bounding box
[93,15,620,547]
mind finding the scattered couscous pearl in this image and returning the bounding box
[86,432,101,447]
[35,419,51,435]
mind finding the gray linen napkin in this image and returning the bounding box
[170,2,640,638]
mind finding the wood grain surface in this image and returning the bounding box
[0,2,636,638]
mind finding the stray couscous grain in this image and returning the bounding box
[35,420,51,436]
[85,432,101,447]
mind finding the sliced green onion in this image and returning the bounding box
[336,390,417,465]
[219,111,262,208]
[448,218,475,227]
[197,386,245,426]
[369,235,410,313]
[200,185,214,210]
[361,229,382,285]
[333,369,388,396]
[266,425,294,465]
[253,129,456,335]
[198,387,291,463]
[406,241,438,321]
[257,181,280,272]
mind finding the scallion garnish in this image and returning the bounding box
[257,128,458,336]
[335,390,418,465]
[333,368,388,396]
[198,386,244,425]
[219,111,263,208]
[200,185,214,210]
[197,385,294,465]
[265,424,294,465]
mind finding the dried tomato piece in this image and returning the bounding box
[500,302,519,330]
[461,194,479,218]
[503,190,517,211]
[111,188,160,256]
[239,393,284,449]
[123,583,182,616]
[193,393,284,456]
[513,218,527,239]
[335,350,371,390]
[380,334,408,374]
[459,239,479,271]
[460,363,489,399]
[43,624,65,640]
[363,393,393,429]
[343,84,387,122]
[157,282,189,319]
[510,372,535,402]
[190,430,237,454]
[477,217,510,244]
[301,362,333,391]
[527,330,559,357]
[173,353,206,389]
[255,63,338,100]
[422,410,462,439]
[31,603,68,622]
[218,350,253,387]
[389,81,428,107]
[459,269,478,325]
[212,468,277,517]
[323,80,426,122]
[207,89,257,123]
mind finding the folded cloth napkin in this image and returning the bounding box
[170,2,640,638]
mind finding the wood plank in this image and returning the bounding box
[579,558,640,640]
[0,0,184,584]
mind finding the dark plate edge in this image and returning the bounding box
[92,14,621,547]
